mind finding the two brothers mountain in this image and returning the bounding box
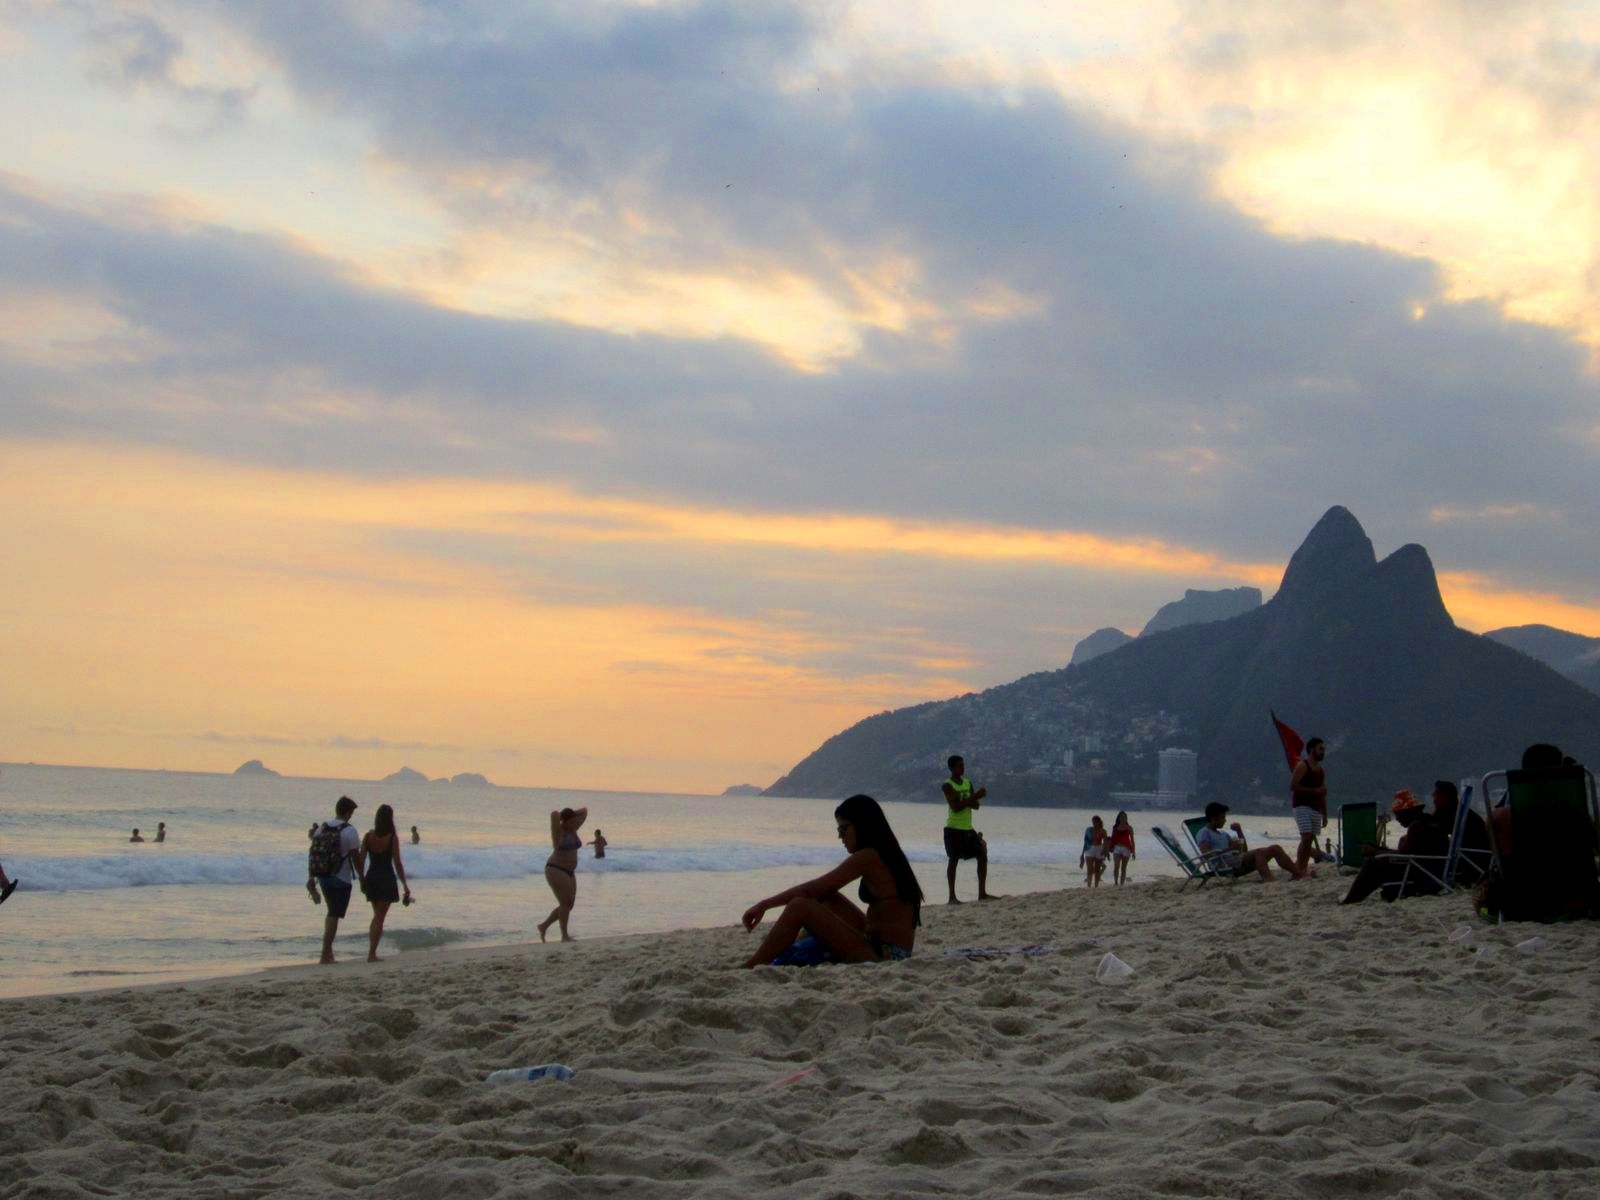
[767,507,1600,811]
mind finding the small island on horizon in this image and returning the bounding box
[721,783,764,796]
[233,759,280,777]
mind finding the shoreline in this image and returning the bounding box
[7,874,1600,1197]
[3,874,1173,1004]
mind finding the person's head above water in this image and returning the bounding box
[947,754,964,777]
[835,793,924,916]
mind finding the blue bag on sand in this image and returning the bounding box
[769,935,835,967]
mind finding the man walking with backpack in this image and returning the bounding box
[308,796,364,965]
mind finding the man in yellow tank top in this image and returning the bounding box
[942,754,996,903]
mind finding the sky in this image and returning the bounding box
[4,0,1600,791]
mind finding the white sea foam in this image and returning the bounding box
[9,840,1083,891]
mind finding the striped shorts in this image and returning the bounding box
[1293,805,1324,836]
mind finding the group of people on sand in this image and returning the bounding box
[304,796,610,963]
[1338,779,1487,904]
[290,735,1577,973]
[1079,812,1137,887]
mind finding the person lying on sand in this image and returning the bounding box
[742,794,922,967]
[1194,802,1310,881]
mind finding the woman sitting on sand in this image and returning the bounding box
[357,803,411,961]
[741,794,922,968]
[538,807,587,943]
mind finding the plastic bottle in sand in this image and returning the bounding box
[486,1064,575,1084]
[1515,936,1548,955]
[1094,952,1134,985]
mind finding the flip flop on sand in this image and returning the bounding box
[0,879,17,906]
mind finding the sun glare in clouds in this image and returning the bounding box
[847,2,1600,354]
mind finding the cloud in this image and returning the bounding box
[78,7,255,124]
[5,0,1600,710]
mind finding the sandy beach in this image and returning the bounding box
[6,873,1600,1198]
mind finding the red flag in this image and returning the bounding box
[1270,710,1304,772]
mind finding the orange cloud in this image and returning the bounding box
[1438,572,1600,639]
[6,439,1598,786]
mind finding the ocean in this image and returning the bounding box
[0,763,1267,998]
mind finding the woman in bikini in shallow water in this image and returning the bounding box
[741,794,923,967]
[538,806,587,942]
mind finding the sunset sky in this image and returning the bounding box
[5,1,1600,791]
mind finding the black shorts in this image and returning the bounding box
[319,876,353,919]
[944,828,984,861]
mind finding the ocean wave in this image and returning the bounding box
[8,840,1085,892]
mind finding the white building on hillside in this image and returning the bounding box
[1157,748,1198,798]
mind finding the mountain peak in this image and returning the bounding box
[1366,542,1454,631]
[1140,586,1262,637]
[1274,506,1377,607]
[1071,626,1135,665]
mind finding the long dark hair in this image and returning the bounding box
[835,794,923,922]
[373,803,396,839]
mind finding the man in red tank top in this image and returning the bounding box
[1290,737,1328,875]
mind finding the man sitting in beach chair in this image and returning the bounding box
[1340,790,1449,904]
[1194,803,1308,881]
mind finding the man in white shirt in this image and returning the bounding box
[1195,802,1308,880]
[309,795,365,964]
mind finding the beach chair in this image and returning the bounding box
[1377,782,1479,901]
[1477,765,1600,922]
[1181,816,1211,858]
[1336,802,1378,873]
[1151,825,1228,889]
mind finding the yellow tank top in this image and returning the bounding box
[945,777,974,830]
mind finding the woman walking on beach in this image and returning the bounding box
[358,803,411,962]
[538,807,587,943]
[741,793,922,967]
[1108,811,1136,886]
[1080,815,1109,887]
